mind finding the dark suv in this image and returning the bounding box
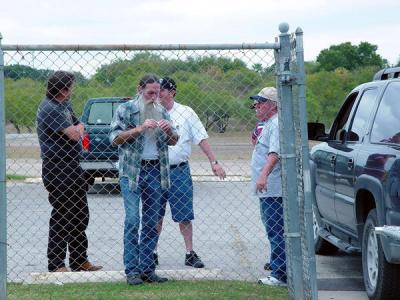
[80,97,132,186]
[309,67,400,300]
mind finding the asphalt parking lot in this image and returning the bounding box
[4,133,368,297]
[7,181,365,293]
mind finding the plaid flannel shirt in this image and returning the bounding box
[109,96,177,191]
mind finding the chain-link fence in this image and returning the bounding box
[0,24,317,299]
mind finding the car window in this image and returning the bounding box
[88,102,123,125]
[113,102,123,115]
[347,88,378,142]
[330,92,358,141]
[371,82,400,145]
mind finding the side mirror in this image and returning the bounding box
[308,122,328,141]
[346,130,360,142]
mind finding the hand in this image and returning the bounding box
[212,163,226,179]
[141,119,158,130]
[256,174,267,193]
[157,119,172,133]
[76,123,85,138]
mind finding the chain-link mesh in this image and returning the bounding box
[1,39,317,298]
[288,31,317,299]
[3,47,284,283]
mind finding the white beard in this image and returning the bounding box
[138,96,163,139]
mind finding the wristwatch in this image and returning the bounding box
[211,160,219,165]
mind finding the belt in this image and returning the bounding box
[170,161,188,169]
[141,159,160,166]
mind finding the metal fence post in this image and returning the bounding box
[0,32,7,300]
[294,27,318,300]
[277,23,304,299]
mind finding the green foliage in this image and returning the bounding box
[3,48,387,132]
[306,65,381,127]
[5,78,44,132]
[304,61,319,74]
[316,42,387,71]
[4,65,52,81]
[5,64,86,84]
[225,68,263,96]
[4,53,268,132]
[72,81,115,116]
[252,63,263,73]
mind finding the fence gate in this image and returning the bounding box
[0,23,317,299]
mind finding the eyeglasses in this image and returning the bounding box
[260,98,276,104]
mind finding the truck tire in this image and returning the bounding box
[362,209,400,300]
[313,208,338,255]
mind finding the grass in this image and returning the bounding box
[8,280,288,300]
[6,174,28,181]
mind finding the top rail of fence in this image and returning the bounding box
[1,42,280,51]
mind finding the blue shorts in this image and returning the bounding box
[160,162,194,222]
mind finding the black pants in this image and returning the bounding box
[42,160,89,271]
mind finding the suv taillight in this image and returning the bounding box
[82,133,90,152]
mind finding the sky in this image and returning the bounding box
[1,0,399,65]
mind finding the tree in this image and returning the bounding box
[4,78,44,132]
[4,64,86,83]
[357,42,388,67]
[316,42,387,71]
[5,65,52,81]
[252,63,263,73]
[4,53,262,132]
[304,61,319,74]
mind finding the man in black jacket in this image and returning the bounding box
[36,71,102,272]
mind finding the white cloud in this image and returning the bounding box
[1,0,399,64]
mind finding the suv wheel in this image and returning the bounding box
[362,209,400,299]
[313,207,338,255]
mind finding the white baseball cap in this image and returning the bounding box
[249,87,278,108]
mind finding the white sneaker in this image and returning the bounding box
[258,275,287,286]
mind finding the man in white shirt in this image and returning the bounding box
[156,77,226,268]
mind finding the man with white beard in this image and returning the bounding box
[110,74,178,285]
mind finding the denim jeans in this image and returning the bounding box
[259,197,287,282]
[160,162,194,222]
[120,164,162,276]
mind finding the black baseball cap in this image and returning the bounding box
[160,77,177,91]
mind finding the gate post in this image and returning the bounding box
[294,27,318,300]
[276,23,304,299]
[0,32,7,300]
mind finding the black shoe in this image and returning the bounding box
[264,262,271,271]
[153,252,159,266]
[141,272,168,283]
[185,251,205,268]
[127,275,144,285]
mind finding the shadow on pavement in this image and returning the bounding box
[318,278,364,291]
[88,182,120,195]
